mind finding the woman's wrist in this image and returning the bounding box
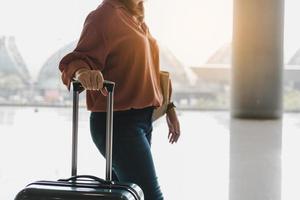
[166,102,176,113]
[166,103,178,122]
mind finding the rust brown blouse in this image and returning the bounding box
[59,0,171,112]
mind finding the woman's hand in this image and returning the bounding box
[166,107,181,144]
[75,68,108,96]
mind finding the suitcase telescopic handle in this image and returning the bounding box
[71,80,115,182]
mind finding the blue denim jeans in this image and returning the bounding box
[90,106,164,200]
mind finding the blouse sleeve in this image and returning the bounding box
[58,12,107,90]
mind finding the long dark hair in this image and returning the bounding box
[119,0,144,22]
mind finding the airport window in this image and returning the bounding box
[1,0,299,199]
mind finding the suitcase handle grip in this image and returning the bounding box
[72,80,115,92]
[59,175,112,184]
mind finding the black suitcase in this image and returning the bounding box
[15,81,144,200]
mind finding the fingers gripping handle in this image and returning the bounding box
[72,80,115,92]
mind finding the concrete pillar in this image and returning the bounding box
[229,119,282,200]
[231,0,285,118]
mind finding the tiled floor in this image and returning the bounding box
[0,107,300,199]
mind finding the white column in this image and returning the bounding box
[229,119,282,200]
[231,0,285,118]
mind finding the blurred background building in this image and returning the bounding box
[0,36,31,104]
[1,38,300,111]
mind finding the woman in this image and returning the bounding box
[59,0,181,199]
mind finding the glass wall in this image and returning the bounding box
[1,0,299,111]
[0,0,234,110]
[0,1,234,199]
[1,0,299,199]
[283,0,300,111]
